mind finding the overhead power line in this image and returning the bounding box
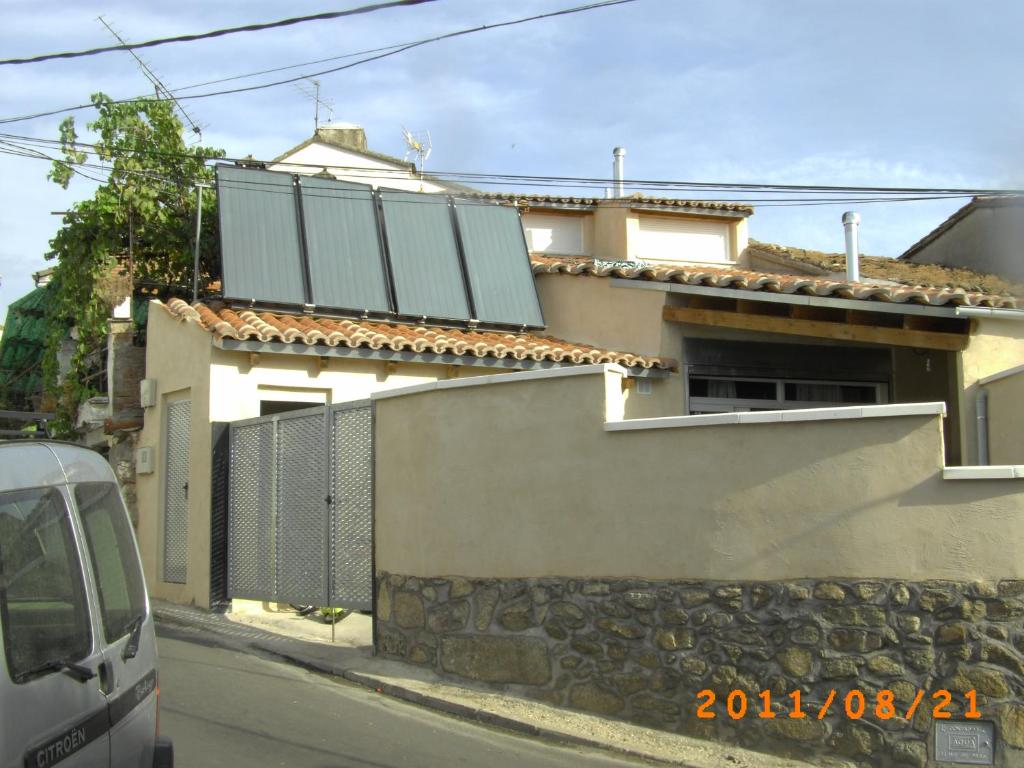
[0,0,437,66]
[0,0,638,126]
[0,133,1017,209]
[4,130,1022,198]
[0,144,982,208]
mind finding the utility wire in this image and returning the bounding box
[0,143,994,209]
[0,0,438,65]
[0,0,637,126]
[0,139,107,184]
[3,131,1020,200]
[169,41,418,93]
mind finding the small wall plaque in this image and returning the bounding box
[935,721,995,765]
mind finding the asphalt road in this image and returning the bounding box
[156,623,654,768]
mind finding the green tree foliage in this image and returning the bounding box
[43,93,224,435]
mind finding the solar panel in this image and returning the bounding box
[216,166,545,330]
[217,166,306,305]
[380,191,470,321]
[299,177,391,313]
[454,200,544,328]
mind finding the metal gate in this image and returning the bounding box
[226,401,373,610]
[163,399,191,584]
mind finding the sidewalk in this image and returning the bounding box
[153,601,848,768]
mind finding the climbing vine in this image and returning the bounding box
[43,93,224,435]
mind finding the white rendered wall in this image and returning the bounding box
[270,142,448,193]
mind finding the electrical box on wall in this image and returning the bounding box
[136,446,155,474]
[140,379,156,408]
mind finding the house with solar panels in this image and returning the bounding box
[131,126,1024,615]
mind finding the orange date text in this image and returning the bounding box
[695,689,982,721]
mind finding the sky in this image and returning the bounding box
[1,0,1022,319]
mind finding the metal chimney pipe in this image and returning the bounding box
[842,211,861,283]
[613,147,626,198]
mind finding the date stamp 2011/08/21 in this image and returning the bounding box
[696,688,982,722]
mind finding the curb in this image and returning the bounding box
[250,644,683,766]
[153,606,837,768]
[154,607,689,766]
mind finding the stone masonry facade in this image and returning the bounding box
[376,574,1024,767]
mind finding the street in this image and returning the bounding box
[156,623,654,768]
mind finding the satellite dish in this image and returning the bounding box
[401,126,432,175]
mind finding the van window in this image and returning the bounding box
[0,487,91,682]
[76,483,147,642]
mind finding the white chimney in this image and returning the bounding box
[842,211,861,283]
[613,147,626,198]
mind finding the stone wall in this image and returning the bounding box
[376,574,1024,767]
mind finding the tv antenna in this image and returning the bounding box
[294,78,334,131]
[402,127,432,175]
[97,16,205,140]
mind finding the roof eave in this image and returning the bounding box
[608,277,984,320]
[214,336,671,377]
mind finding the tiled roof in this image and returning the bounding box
[530,254,1018,309]
[901,196,1024,261]
[746,240,1024,298]
[460,191,753,215]
[161,299,671,370]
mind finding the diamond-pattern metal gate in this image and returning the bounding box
[331,405,373,607]
[227,402,373,609]
[163,399,191,583]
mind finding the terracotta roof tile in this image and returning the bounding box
[161,299,672,370]
[530,254,1018,309]
[459,191,753,215]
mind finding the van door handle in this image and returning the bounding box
[98,660,114,695]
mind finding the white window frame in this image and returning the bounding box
[686,373,889,415]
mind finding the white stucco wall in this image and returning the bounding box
[269,142,448,193]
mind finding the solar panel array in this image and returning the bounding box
[216,165,544,329]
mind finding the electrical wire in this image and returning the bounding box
[0,140,108,184]
[2,127,1019,212]
[4,131,1020,203]
[0,1,438,66]
[0,0,638,126]
[168,41,419,94]
[0,144,992,210]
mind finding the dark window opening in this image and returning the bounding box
[259,400,323,417]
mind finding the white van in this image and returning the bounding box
[0,441,172,768]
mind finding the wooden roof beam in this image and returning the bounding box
[663,306,969,351]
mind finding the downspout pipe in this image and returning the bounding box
[613,147,626,198]
[842,211,861,283]
[976,387,990,465]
